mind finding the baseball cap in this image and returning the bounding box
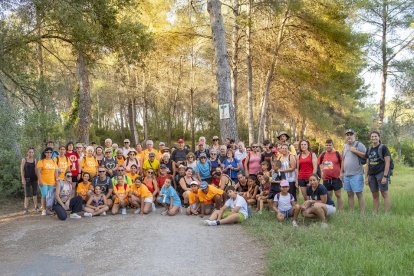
[212,136,219,140]
[345,129,355,135]
[190,180,199,186]
[124,139,130,143]
[200,181,208,190]
[159,142,165,146]
[199,152,207,158]
[160,164,167,169]
[177,138,184,143]
[280,180,289,187]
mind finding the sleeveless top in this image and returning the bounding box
[91,195,105,207]
[237,181,249,193]
[298,152,313,180]
[58,180,73,203]
[143,177,155,193]
[125,158,139,172]
[24,159,37,181]
[279,154,296,182]
[247,153,262,175]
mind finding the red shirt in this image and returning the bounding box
[66,151,80,177]
[298,152,313,180]
[157,174,172,190]
[318,151,342,180]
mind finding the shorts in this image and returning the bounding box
[40,184,55,197]
[326,204,336,216]
[343,174,364,193]
[114,197,129,204]
[24,180,38,197]
[368,172,388,193]
[144,197,153,203]
[204,204,214,210]
[298,179,309,187]
[323,178,343,191]
[190,203,198,209]
[223,210,245,222]
[279,208,293,218]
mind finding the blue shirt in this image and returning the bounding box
[196,161,211,180]
[160,185,181,206]
[223,158,239,179]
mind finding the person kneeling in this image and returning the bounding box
[187,181,201,215]
[273,180,299,227]
[130,177,154,215]
[84,185,109,217]
[112,175,130,215]
[198,181,224,217]
[53,171,83,220]
[157,177,181,216]
[204,186,249,226]
[301,174,336,228]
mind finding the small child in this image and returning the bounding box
[267,160,286,207]
[260,161,271,178]
[157,177,181,216]
[187,181,200,215]
[244,175,259,206]
[76,172,91,204]
[112,175,130,215]
[130,176,154,215]
[256,175,271,214]
[83,185,109,217]
[273,180,299,227]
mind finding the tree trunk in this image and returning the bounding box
[207,0,239,142]
[190,88,195,151]
[377,1,388,131]
[246,0,254,145]
[231,0,239,123]
[257,9,289,143]
[119,95,125,131]
[128,97,139,146]
[77,50,91,144]
[142,72,148,141]
[300,116,306,140]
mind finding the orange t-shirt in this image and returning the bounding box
[126,173,139,183]
[36,159,57,185]
[113,183,130,198]
[54,156,72,180]
[76,182,91,197]
[198,185,223,203]
[131,184,152,199]
[116,156,125,166]
[80,156,98,176]
[188,190,199,205]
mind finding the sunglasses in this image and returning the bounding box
[200,157,207,159]
[252,146,258,148]
[99,171,106,173]
[129,153,135,156]
[66,175,72,178]
[118,170,124,172]
[210,153,217,155]
[124,142,130,144]
[281,186,289,188]
[346,133,354,136]
[105,151,112,154]
[148,171,154,174]
[213,139,219,141]
[45,151,52,154]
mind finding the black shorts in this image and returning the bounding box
[323,178,343,191]
[298,179,309,187]
[24,180,38,197]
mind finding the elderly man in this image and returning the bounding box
[122,139,133,157]
[143,140,159,162]
[171,138,189,177]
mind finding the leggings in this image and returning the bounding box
[52,196,83,221]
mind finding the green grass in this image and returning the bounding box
[244,165,414,276]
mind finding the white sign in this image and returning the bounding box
[219,103,230,119]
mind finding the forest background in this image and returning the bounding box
[0,0,413,196]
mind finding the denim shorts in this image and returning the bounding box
[343,174,364,193]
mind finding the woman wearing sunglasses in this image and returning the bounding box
[143,169,159,200]
[53,171,83,220]
[36,147,58,216]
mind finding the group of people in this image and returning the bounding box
[20,129,392,227]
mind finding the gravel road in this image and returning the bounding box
[0,209,264,276]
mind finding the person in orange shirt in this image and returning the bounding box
[115,148,126,167]
[130,177,154,215]
[76,172,91,203]
[127,164,140,183]
[142,140,159,162]
[112,175,130,215]
[198,181,224,217]
[79,146,98,180]
[187,181,202,216]
[36,147,58,216]
[54,146,71,180]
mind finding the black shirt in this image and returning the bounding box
[306,184,335,206]
[261,151,273,163]
[171,148,190,163]
[365,144,390,176]
[92,176,113,195]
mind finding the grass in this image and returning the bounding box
[244,165,414,276]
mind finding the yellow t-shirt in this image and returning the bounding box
[76,182,91,197]
[198,185,223,203]
[80,156,98,176]
[54,156,72,180]
[36,159,57,185]
[131,184,152,199]
[188,190,199,205]
[142,159,160,174]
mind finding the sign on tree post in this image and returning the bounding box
[207,0,239,142]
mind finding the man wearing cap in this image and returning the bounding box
[142,152,160,175]
[142,140,159,162]
[122,139,132,157]
[171,138,190,177]
[203,186,248,226]
[277,132,296,156]
[195,143,210,159]
[342,129,366,214]
[198,181,224,217]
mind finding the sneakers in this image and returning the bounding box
[84,212,93,217]
[23,209,29,215]
[292,220,298,227]
[102,211,107,216]
[151,203,156,212]
[70,213,82,219]
[34,207,40,213]
[321,222,329,229]
[134,208,141,214]
[41,210,47,216]
[161,210,168,216]
[121,208,127,215]
[203,220,218,226]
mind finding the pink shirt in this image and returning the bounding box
[247,153,261,175]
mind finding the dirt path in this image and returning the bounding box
[0,209,264,276]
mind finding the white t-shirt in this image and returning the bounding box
[274,193,294,212]
[225,194,249,219]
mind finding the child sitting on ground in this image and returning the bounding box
[83,185,109,217]
[130,176,154,215]
[256,175,271,214]
[273,180,299,227]
[157,177,181,216]
[187,181,200,215]
[267,160,286,208]
[244,175,259,206]
[77,172,91,205]
[112,175,130,215]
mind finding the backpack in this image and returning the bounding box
[355,142,367,165]
[368,144,394,177]
[276,192,294,201]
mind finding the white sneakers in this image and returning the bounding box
[203,220,217,226]
[134,208,141,214]
[83,212,93,217]
[292,220,298,227]
[151,203,156,212]
[121,208,127,215]
[41,210,47,216]
[70,213,82,219]
[102,211,106,216]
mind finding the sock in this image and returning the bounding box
[216,220,221,225]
